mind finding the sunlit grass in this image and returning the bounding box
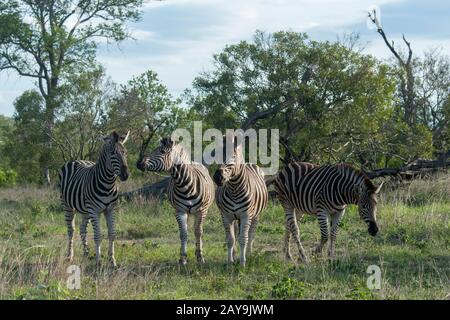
[0,174,449,299]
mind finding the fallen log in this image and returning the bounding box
[119,177,170,201]
[121,151,449,200]
[366,151,450,179]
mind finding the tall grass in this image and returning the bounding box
[0,174,448,299]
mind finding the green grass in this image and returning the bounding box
[0,175,449,300]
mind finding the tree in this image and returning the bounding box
[109,70,188,171]
[0,115,14,168]
[53,65,115,162]
[187,31,396,169]
[416,48,450,151]
[368,9,416,127]
[0,0,144,183]
[3,90,46,183]
[368,9,450,157]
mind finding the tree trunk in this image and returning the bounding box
[42,92,57,185]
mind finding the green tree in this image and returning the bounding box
[3,90,45,183]
[0,0,144,183]
[53,66,115,163]
[109,70,188,171]
[369,10,449,158]
[187,31,397,169]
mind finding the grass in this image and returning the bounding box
[0,175,449,300]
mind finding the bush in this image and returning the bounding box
[0,169,17,187]
[271,277,307,299]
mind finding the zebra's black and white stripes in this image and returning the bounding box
[137,137,215,265]
[213,134,268,267]
[59,131,130,267]
[274,162,383,262]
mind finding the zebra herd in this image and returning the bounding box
[59,131,383,267]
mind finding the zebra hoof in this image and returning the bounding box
[179,258,187,266]
[109,258,117,268]
[197,257,205,264]
[297,256,309,264]
[313,246,324,256]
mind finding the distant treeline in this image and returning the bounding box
[0,29,449,185]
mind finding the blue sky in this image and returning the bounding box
[1,0,449,116]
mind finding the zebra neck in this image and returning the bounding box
[170,164,193,189]
[94,149,117,187]
[347,176,365,204]
[225,166,247,194]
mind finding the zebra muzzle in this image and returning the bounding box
[368,221,379,236]
[119,166,130,181]
[213,171,223,186]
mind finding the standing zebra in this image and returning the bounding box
[273,162,383,263]
[137,137,215,265]
[213,134,268,267]
[59,131,130,267]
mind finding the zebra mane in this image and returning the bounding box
[336,163,376,191]
[171,142,191,165]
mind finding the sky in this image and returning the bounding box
[1,0,449,116]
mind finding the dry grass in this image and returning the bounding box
[0,174,449,300]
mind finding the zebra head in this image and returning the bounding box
[103,130,130,181]
[213,133,244,186]
[358,180,383,236]
[137,137,189,172]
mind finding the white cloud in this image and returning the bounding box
[104,0,409,100]
[129,28,157,41]
[2,0,449,117]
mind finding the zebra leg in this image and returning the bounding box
[233,220,239,255]
[284,219,292,261]
[285,206,308,263]
[238,216,251,267]
[89,211,102,266]
[194,211,206,264]
[80,214,90,257]
[105,207,117,267]
[328,209,345,259]
[314,209,329,255]
[64,207,75,262]
[222,216,236,264]
[176,212,188,265]
[247,217,260,256]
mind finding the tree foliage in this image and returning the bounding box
[108,70,190,169]
[187,31,400,168]
[0,0,144,183]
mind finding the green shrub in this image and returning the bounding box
[0,169,17,187]
[271,277,307,299]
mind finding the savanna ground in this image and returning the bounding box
[0,174,449,300]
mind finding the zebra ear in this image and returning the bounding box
[161,136,175,148]
[374,181,384,194]
[233,132,244,151]
[111,131,120,143]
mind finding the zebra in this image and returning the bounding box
[137,137,215,265]
[59,131,130,267]
[273,162,383,263]
[213,133,269,267]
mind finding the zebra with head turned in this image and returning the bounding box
[137,137,215,265]
[213,133,269,267]
[59,130,130,267]
[273,162,383,263]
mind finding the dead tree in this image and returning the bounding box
[368,9,416,127]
